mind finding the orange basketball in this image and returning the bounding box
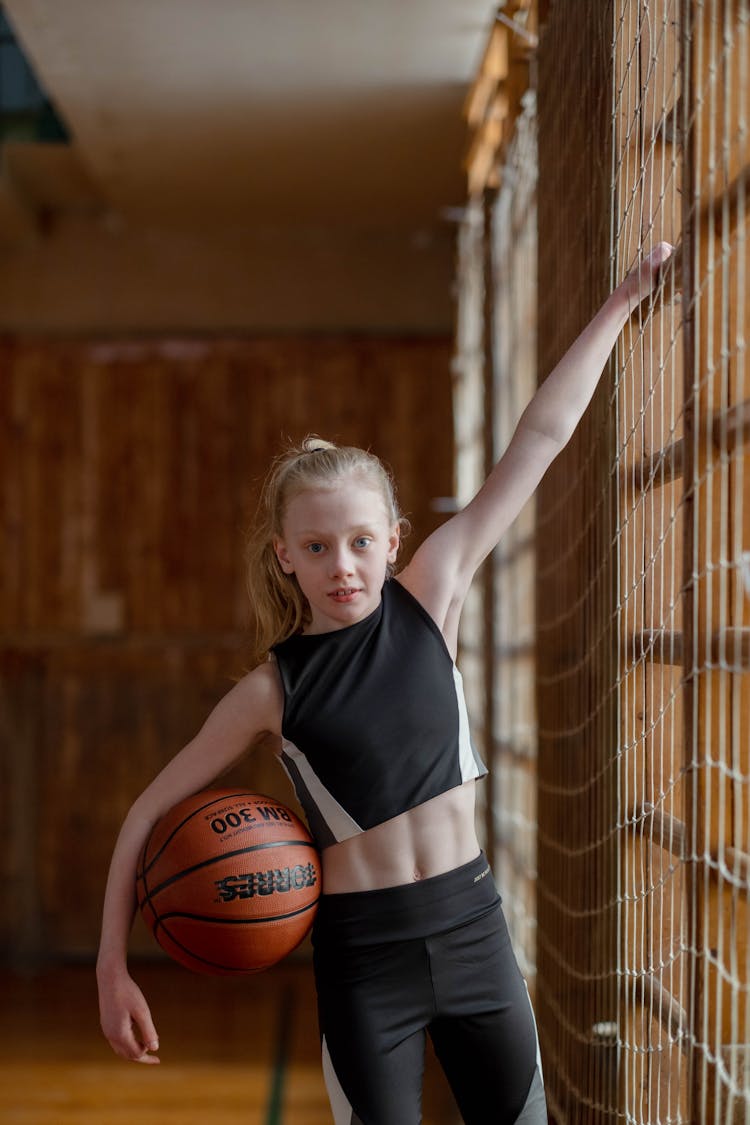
[136,789,321,975]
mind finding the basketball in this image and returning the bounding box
[136,789,321,975]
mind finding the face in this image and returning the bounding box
[274,479,400,633]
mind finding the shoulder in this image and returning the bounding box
[248,659,284,717]
[217,660,284,738]
[248,657,284,696]
[392,559,455,633]
[389,572,460,661]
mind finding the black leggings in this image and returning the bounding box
[312,852,546,1125]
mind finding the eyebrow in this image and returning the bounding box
[290,517,382,535]
[293,523,379,536]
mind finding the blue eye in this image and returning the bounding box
[354,536,372,549]
[307,543,325,554]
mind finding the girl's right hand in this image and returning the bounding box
[621,241,675,313]
[97,967,161,1064]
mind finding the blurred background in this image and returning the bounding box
[2,2,749,1124]
[0,0,486,967]
[0,2,500,1122]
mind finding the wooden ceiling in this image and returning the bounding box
[2,0,498,234]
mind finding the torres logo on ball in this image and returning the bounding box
[215,863,318,902]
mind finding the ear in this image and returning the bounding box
[274,538,295,575]
[387,523,401,564]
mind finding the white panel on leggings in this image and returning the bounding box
[322,1035,359,1125]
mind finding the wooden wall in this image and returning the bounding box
[0,335,454,964]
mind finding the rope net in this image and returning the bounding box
[454,1,749,1120]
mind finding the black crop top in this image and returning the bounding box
[271,578,487,850]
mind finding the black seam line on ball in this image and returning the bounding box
[155,899,319,928]
[154,901,318,973]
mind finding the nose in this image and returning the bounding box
[329,546,354,578]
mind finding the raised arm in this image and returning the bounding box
[398,242,674,650]
[96,662,281,1063]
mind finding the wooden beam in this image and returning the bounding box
[624,438,684,491]
[492,737,539,762]
[631,804,687,860]
[630,803,750,888]
[634,973,690,1044]
[713,628,750,671]
[495,10,539,52]
[464,23,510,126]
[621,397,750,494]
[463,6,536,197]
[713,398,750,454]
[630,628,750,669]
[630,630,684,665]
[465,111,508,198]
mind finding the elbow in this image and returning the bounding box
[517,411,570,457]
[125,791,168,841]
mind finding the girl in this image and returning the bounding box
[97,243,673,1124]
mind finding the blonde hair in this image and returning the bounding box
[245,435,409,663]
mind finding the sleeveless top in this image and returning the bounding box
[271,578,487,850]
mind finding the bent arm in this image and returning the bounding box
[399,242,674,644]
[96,663,281,1062]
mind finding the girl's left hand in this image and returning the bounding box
[98,967,161,1064]
[621,241,675,313]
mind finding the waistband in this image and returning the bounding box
[312,851,500,947]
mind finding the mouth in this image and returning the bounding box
[329,587,361,602]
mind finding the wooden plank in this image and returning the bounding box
[0,335,454,636]
[633,628,685,664]
[464,24,510,125]
[625,438,684,490]
[632,802,688,859]
[634,974,689,1041]
[622,396,750,493]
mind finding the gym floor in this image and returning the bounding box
[1,961,461,1124]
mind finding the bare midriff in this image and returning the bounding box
[320,779,481,894]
